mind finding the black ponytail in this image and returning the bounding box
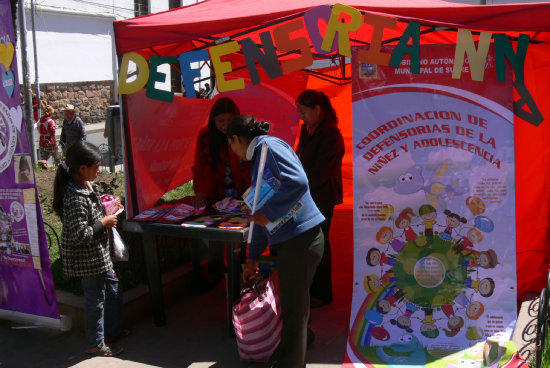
[52,141,102,217]
[226,115,270,140]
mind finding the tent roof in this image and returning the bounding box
[114,0,550,54]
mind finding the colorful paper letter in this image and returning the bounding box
[118,52,149,95]
[241,32,282,85]
[514,80,544,126]
[453,29,492,81]
[321,3,363,57]
[146,55,178,102]
[304,5,338,54]
[179,49,209,99]
[274,19,314,75]
[389,21,420,73]
[357,13,397,65]
[494,33,529,84]
[210,41,245,92]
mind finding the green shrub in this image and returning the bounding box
[38,167,195,295]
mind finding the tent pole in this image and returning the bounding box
[31,0,41,123]
[18,0,37,165]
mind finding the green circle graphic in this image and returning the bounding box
[393,235,471,309]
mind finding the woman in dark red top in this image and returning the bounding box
[191,97,251,285]
[192,97,250,207]
[296,89,345,308]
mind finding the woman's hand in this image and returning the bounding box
[250,210,269,226]
[242,259,260,283]
[101,215,118,228]
[193,192,206,208]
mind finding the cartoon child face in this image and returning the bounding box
[368,249,381,266]
[396,217,410,229]
[377,299,391,314]
[448,316,464,329]
[370,276,381,290]
[466,301,483,319]
[479,253,490,268]
[420,321,437,332]
[379,229,393,243]
[479,278,494,297]
[446,216,460,228]
[364,275,382,293]
[422,211,437,221]
[468,228,483,244]
[396,315,411,329]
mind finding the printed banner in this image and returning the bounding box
[346,44,517,366]
[0,0,59,325]
[126,70,308,214]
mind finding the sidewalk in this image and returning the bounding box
[0,210,355,368]
[0,281,350,368]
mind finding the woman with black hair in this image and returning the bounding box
[191,97,251,286]
[227,115,325,368]
[295,89,345,308]
[192,97,250,207]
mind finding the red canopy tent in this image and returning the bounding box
[113,0,550,302]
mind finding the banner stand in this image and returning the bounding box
[0,310,71,331]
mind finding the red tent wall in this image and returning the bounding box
[114,0,550,301]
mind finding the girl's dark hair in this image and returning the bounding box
[52,141,102,217]
[19,156,29,170]
[443,209,467,224]
[296,89,338,125]
[207,97,240,170]
[366,247,380,266]
[226,115,270,140]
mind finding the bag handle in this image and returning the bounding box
[252,277,264,301]
[241,273,270,300]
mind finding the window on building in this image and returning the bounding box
[169,0,182,9]
[134,0,149,17]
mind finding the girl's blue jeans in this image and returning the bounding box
[81,268,123,349]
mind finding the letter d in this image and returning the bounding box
[118,52,150,94]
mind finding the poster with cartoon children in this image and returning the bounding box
[346,44,517,367]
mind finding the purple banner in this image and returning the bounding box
[0,0,59,322]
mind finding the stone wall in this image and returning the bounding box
[31,80,115,125]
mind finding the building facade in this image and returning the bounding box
[16,0,195,124]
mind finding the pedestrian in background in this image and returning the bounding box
[38,105,61,165]
[296,89,345,309]
[60,104,86,155]
[52,141,124,356]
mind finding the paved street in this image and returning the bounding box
[33,122,116,169]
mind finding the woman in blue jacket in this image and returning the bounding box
[227,115,325,368]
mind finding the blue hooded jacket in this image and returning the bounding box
[248,135,325,260]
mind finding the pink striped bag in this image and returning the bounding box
[232,275,282,362]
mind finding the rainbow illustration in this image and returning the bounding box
[349,283,391,348]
